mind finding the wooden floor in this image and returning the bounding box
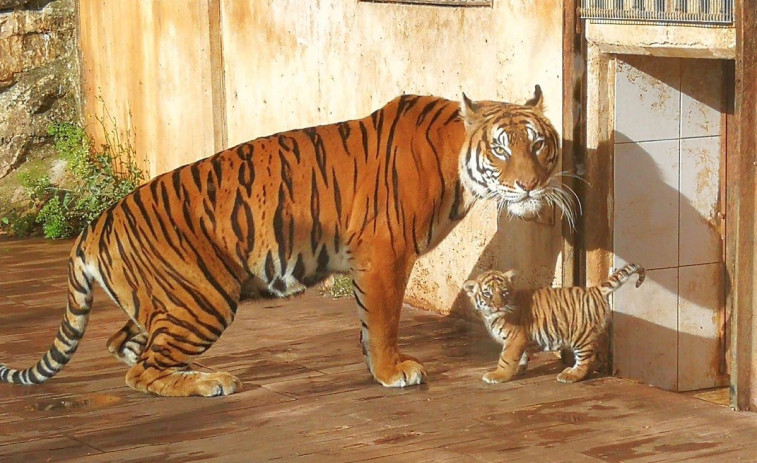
[1,238,756,463]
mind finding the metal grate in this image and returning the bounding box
[580,0,734,25]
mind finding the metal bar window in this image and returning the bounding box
[580,0,734,24]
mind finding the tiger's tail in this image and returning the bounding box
[598,263,646,297]
[0,248,94,385]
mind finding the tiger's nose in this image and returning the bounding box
[516,177,539,192]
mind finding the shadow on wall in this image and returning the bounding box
[584,135,726,313]
[446,207,564,320]
[444,138,727,389]
[450,134,724,313]
[611,310,728,390]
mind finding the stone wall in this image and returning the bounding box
[0,0,80,180]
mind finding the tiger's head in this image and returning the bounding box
[458,86,576,225]
[462,269,517,315]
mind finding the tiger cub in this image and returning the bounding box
[463,264,645,384]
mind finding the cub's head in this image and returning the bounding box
[459,86,575,225]
[462,269,517,315]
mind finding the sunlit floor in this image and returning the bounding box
[1,238,756,463]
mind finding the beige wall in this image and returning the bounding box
[79,0,565,316]
[79,1,219,177]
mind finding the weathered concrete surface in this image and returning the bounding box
[0,0,81,179]
[79,0,566,316]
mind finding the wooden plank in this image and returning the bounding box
[731,0,757,411]
[561,0,583,287]
[207,0,228,153]
[0,437,101,463]
[2,238,757,462]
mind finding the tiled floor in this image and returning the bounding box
[1,238,756,463]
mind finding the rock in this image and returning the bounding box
[0,0,80,179]
[0,1,33,10]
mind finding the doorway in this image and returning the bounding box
[611,56,730,391]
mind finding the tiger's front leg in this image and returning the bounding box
[483,329,528,384]
[352,249,425,387]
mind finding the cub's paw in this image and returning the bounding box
[374,358,426,388]
[482,370,513,384]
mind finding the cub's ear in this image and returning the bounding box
[460,93,483,130]
[524,85,544,112]
[462,279,479,297]
[503,269,518,281]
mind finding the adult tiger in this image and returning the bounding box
[0,86,571,397]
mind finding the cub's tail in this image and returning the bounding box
[598,263,646,297]
[0,249,94,385]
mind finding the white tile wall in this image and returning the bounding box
[614,140,679,271]
[612,267,678,391]
[681,60,725,139]
[680,136,722,266]
[678,263,726,391]
[613,56,726,392]
[615,58,681,144]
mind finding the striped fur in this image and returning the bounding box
[0,88,565,397]
[463,264,645,384]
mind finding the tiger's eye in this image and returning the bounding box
[492,146,508,158]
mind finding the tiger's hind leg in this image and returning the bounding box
[106,320,147,366]
[557,341,598,383]
[125,314,241,397]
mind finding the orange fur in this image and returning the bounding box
[1,89,564,396]
[464,264,645,384]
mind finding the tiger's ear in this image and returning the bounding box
[460,93,483,130]
[462,279,479,297]
[503,269,518,281]
[524,85,544,112]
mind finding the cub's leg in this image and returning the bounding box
[517,351,529,375]
[106,320,147,366]
[556,340,598,383]
[125,313,241,397]
[483,329,528,384]
[353,251,425,388]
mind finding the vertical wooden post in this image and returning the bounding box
[208,0,228,153]
[562,0,584,287]
[731,0,757,411]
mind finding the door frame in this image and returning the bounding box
[563,1,757,410]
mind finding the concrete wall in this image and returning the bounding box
[79,0,566,316]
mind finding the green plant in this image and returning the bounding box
[329,274,354,298]
[2,114,145,239]
[0,211,38,237]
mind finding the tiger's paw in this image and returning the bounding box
[106,324,147,367]
[193,372,243,397]
[482,370,513,384]
[126,365,242,397]
[556,367,587,384]
[373,356,426,388]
